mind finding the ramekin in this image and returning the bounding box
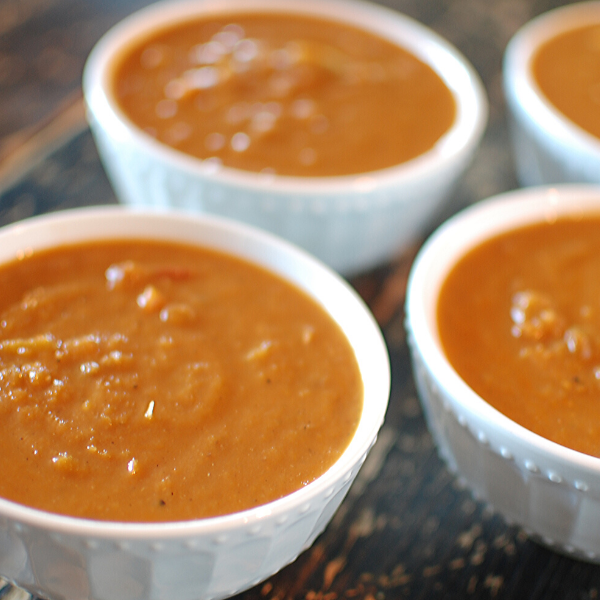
[0,207,390,600]
[83,0,488,276]
[503,2,600,186]
[406,184,600,563]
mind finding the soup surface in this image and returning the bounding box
[112,11,456,177]
[0,240,363,521]
[438,216,600,457]
[533,23,600,140]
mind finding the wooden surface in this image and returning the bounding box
[2,0,600,598]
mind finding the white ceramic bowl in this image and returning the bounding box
[82,0,488,276]
[406,184,600,563]
[503,2,600,187]
[0,207,390,600]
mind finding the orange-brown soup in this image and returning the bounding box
[438,217,600,457]
[533,23,600,140]
[111,12,456,177]
[0,240,363,521]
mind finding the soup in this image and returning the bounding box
[111,11,456,177]
[533,23,600,140]
[438,216,600,457]
[0,240,363,521]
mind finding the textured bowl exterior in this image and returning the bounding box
[0,478,358,600]
[405,185,600,563]
[0,207,390,600]
[82,0,488,276]
[503,2,600,187]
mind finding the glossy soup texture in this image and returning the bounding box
[533,23,600,140]
[111,12,456,177]
[0,240,363,522]
[438,216,600,457]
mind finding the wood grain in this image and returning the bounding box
[2,1,600,599]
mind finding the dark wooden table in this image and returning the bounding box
[2,0,599,598]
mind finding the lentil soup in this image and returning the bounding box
[438,216,600,457]
[111,11,456,177]
[0,240,363,522]
[533,23,600,140]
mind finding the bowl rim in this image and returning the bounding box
[82,0,488,194]
[0,206,390,538]
[503,1,600,158]
[406,184,600,476]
